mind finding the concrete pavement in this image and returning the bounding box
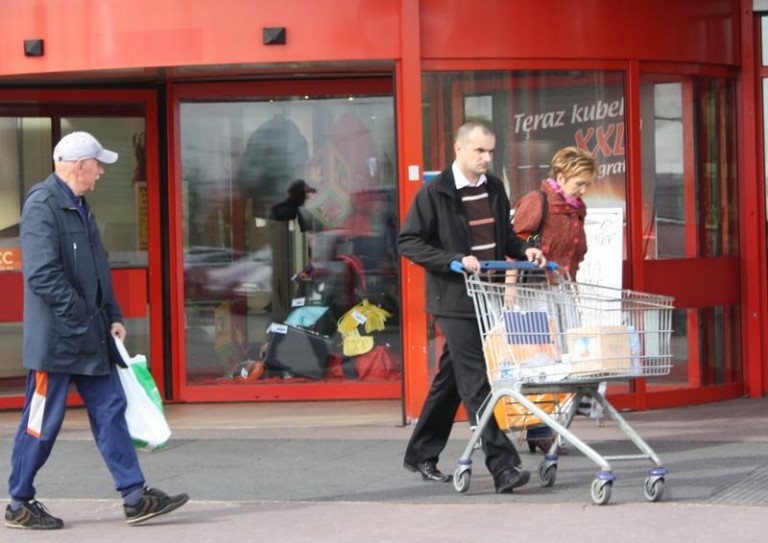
[1,397,768,541]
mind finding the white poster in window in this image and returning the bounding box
[576,207,623,290]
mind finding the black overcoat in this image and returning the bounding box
[397,167,530,318]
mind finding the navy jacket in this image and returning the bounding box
[21,174,123,375]
[397,167,530,318]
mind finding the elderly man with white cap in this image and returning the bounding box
[5,132,188,530]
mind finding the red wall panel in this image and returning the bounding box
[0,273,23,323]
[111,268,148,319]
[0,0,401,76]
[0,0,741,79]
[420,0,739,65]
[0,269,146,323]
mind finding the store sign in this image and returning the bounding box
[0,248,22,271]
[497,81,628,292]
[576,208,623,290]
[503,83,627,215]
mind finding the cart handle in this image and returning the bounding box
[449,260,559,273]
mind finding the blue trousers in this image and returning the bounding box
[8,366,145,501]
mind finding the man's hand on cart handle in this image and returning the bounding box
[451,254,548,273]
[461,255,481,273]
[524,247,547,267]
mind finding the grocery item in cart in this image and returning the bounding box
[493,391,569,432]
[482,319,558,378]
[482,312,567,431]
[566,325,633,376]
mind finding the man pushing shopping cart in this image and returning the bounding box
[398,121,546,494]
[454,260,673,505]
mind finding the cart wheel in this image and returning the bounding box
[590,478,612,505]
[537,462,557,487]
[454,468,471,493]
[643,476,665,502]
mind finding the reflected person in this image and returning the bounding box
[268,178,317,232]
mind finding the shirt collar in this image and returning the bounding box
[53,174,85,209]
[452,162,487,189]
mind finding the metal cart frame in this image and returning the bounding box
[452,261,674,505]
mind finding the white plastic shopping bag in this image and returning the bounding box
[114,337,171,451]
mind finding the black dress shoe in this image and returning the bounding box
[404,460,452,482]
[494,466,531,494]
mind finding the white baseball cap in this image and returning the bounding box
[52,131,119,164]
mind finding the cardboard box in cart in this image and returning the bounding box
[566,325,632,376]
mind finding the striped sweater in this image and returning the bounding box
[460,184,496,261]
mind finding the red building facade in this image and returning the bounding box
[0,0,764,421]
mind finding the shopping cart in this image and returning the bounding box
[450,260,674,505]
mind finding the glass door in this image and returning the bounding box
[639,69,742,407]
[0,92,157,407]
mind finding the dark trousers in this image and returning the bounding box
[8,367,145,501]
[404,316,521,477]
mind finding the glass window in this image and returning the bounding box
[762,16,768,67]
[657,306,742,390]
[698,305,742,386]
[640,75,738,259]
[0,117,48,391]
[424,71,626,211]
[422,69,627,378]
[180,92,400,387]
[763,78,768,242]
[61,117,148,266]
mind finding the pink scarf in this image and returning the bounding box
[546,178,584,209]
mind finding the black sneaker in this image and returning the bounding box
[4,500,64,530]
[124,487,189,525]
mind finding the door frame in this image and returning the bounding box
[0,88,162,409]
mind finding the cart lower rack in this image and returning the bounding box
[452,260,674,505]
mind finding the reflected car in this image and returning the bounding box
[184,246,272,310]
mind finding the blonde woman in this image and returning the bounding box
[513,146,597,279]
[512,146,598,454]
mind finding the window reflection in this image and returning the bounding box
[640,75,738,259]
[656,306,741,389]
[762,16,768,67]
[180,94,401,386]
[698,305,741,386]
[762,78,768,244]
[645,82,685,258]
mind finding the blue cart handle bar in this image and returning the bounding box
[449,260,559,273]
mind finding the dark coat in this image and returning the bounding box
[398,166,530,318]
[513,180,588,277]
[20,174,123,375]
[268,198,311,232]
